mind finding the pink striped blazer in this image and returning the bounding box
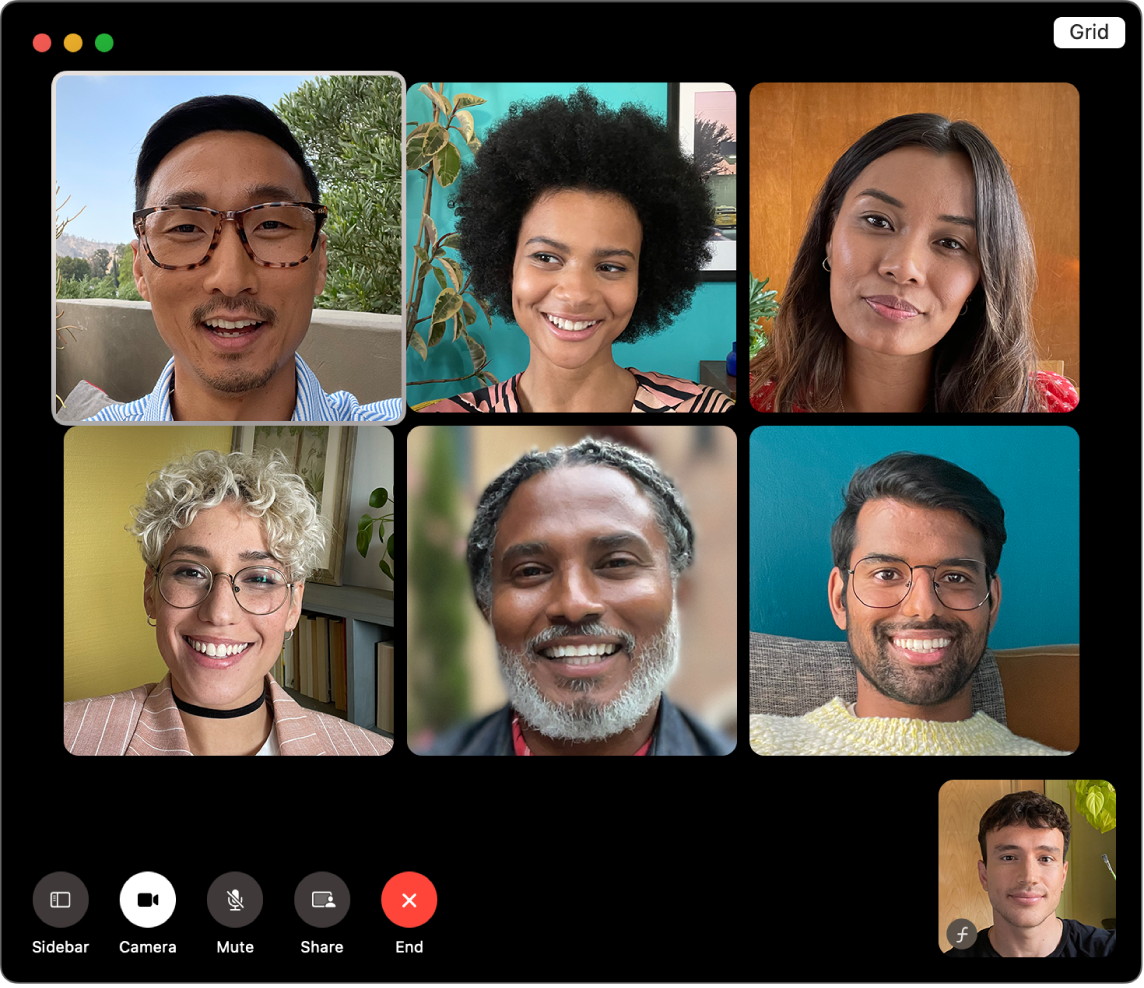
[64,674,392,756]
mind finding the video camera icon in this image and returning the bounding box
[120,872,176,929]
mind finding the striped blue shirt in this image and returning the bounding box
[83,354,402,422]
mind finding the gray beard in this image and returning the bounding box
[497,610,680,742]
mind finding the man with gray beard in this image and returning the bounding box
[428,438,732,756]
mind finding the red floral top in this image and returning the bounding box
[749,370,1078,413]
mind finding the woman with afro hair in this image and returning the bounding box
[418,88,733,413]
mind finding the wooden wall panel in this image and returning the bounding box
[750,83,1079,384]
[937,780,1045,953]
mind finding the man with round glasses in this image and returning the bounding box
[80,95,401,422]
[751,452,1068,755]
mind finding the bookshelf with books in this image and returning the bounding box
[272,583,394,735]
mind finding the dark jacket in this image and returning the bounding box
[426,694,733,756]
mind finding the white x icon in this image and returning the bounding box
[402,893,417,908]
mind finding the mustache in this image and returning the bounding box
[191,296,278,325]
[874,617,967,637]
[526,622,636,656]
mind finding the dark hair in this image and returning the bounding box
[750,112,1043,412]
[830,452,1006,578]
[467,438,694,613]
[135,95,320,209]
[978,791,1071,863]
[451,88,713,344]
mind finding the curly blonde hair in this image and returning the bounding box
[130,449,328,580]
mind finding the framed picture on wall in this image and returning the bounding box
[668,82,737,281]
[231,425,357,586]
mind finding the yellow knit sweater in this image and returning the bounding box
[750,698,1070,756]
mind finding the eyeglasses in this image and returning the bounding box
[154,559,296,615]
[847,555,992,611]
[132,202,327,270]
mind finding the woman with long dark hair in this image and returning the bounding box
[750,113,1077,413]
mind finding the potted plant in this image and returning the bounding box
[357,487,395,581]
[1068,780,1116,833]
[406,84,496,392]
[748,273,779,357]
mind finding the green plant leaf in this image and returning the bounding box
[452,93,487,111]
[440,257,463,291]
[423,213,439,253]
[433,140,462,188]
[420,84,452,118]
[432,287,463,324]
[464,332,486,375]
[369,487,389,509]
[379,559,395,580]
[452,109,475,143]
[409,327,428,360]
[356,523,373,557]
[387,533,395,559]
[420,122,449,160]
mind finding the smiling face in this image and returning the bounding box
[828,499,1000,711]
[825,146,981,357]
[133,130,327,405]
[489,464,677,741]
[144,500,304,709]
[511,189,642,373]
[978,823,1068,934]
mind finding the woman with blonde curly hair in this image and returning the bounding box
[64,449,391,756]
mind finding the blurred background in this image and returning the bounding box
[406,424,737,752]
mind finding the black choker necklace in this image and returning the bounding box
[172,686,268,720]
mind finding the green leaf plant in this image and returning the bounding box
[1067,780,1116,834]
[406,84,498,393]
[748,273,780,358]
[357,487,396,582]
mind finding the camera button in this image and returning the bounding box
[119,871,177,928]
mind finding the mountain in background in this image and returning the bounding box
[56,233,125,260]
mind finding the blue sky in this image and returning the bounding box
[54,74,320,244]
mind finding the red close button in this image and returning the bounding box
[381,872,437,928]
